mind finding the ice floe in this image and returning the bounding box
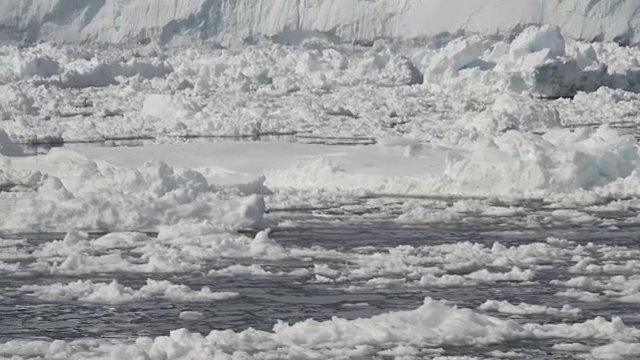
[0,298,638,359]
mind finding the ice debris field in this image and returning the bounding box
[5,1,640,359]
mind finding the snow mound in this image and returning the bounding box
[2,0,640,46]
[0,86,36,119]
[421,35,490,77]
[445,127,640,196]
[142,94,201,122]
[509,25,566,60]
[0,45,62,83]
[1,150,266,232]
[267,127,640,199]
[467,93,562,135]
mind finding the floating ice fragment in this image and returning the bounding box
[179,311,204,320]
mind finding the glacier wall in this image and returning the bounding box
[1,0,639,45]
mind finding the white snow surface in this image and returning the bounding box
[2,0,640,46]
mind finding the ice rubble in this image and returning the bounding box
[0,149,265,232]
[20,279,238,304]
[0,11,638,336]
[2,25,640,143]
[2,5,640,360]
[443,126,640,196]
[0,44,171,88]
[0,227,287,276]
[17,121,640,215]
[554,275,640,304]
[1,24,639,146]
[265,126,640,200]
[4,224,633,296]
[417,24,640,99]
[0,298,638,360]
[2,0,640,46]
[2,224,640,358]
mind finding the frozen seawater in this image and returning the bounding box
[3,18,640,360]
[2,204,640,359]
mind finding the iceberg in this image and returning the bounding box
[1,0,639,46]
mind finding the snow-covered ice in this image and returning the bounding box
[0,149,266,232]
[3,9,640,360]
[2,24,640,145]
[4,123,640,233]
[20,279,239,304]
[3,0,640,46]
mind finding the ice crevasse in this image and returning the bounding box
[2,0,640,45]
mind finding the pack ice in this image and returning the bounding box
[3,22,640,215]
[1,0,640,45]
[3,3,640,360]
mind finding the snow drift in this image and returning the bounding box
[1,0,640,45]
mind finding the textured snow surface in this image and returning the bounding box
[2,0,640,46]
[3,25,640,145]
[0,149,266,232]
[4,125,640,233]
[2,26,640,145]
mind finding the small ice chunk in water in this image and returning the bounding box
[179,311,204,320]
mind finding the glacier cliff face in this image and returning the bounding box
[1,0,639,45]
